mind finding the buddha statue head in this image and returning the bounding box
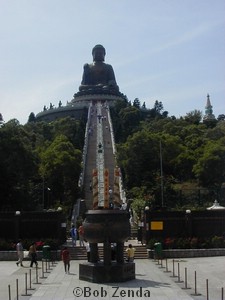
[92,44,106,62]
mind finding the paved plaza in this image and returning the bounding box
[0,255,224,300]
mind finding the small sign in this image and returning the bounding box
[151,221,163,230]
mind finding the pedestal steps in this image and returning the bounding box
[68,244,148,260]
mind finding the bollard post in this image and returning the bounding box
[8,285,11,300]
[33,264,41,284]
[45,259,50,273]
[16,279,19,300]
[48,259,53,270]
[173,259,175,276]
[39,260,47,279]
[27,269,35,290]
[51,251,57,265]
[206,279,209,300]
[159,259,165,269]
[170,259,178,278]
[182,267,191,290]
[191,271,201,296]
[21,273,32,296]
[222,287,224,300]
[175,262,183,283]
[163,258,171,273]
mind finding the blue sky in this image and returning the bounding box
[0,0,224,124]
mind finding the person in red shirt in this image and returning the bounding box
[61,247,70,274]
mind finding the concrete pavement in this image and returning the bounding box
[0,255,225,300]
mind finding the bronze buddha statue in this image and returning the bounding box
[79,44,119,93]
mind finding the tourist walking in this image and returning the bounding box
[29,242,38,267]
[78,224,85,246]
[61,247,70,274]
[16,239,24,267]
[70,225,77,247]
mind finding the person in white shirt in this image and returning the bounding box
[16,239,24,267]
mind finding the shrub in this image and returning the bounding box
[147,236,225,250]
[147,238,162,249]
[0,240,15,251]
[0,239,62,251]
[175,237,191,249]
[190,237,198,248]
[211,236,225,248]
[164,237,175,249]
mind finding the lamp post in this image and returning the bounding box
[47,187,51,208]
[42,177,45,209]
[185,209,192,237]
[42,176,51,210]
[14,211,21,241]
[144,206,150,245]
[159,140,164,208]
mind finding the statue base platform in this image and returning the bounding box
[79,261,135,283]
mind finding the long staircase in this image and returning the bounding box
[70,100,148,259]
[81,102,118,209]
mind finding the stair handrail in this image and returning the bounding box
[107,103,126,204]
[96,101,105,207]
[71,198,81,226]
[106,102,116,156]
[78,103,92,188]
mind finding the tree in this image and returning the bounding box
[142,102,146,109]
[53,117,85,150]
[117,129,183,190]
[28,112,36,123]
[131,197,146,222]
[118,106,141,141]
[154,100,164,114]
[205,121,225,140]
[184,110,202,125]
[174,147,196,181]
[0,117,86,211]
[117,130,159,189]
[0,119,38,210]
[217,114,225,121]
[39,135,82,209]
[133,98,140,109]
[193,139,225,188]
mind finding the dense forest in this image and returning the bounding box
[0,117,86,213]
[111,99,225,211]
[0,99,224,215]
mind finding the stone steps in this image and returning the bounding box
[68,244,148,260]
[130,226,138,239]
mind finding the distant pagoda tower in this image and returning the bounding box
[203,94,215,121]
